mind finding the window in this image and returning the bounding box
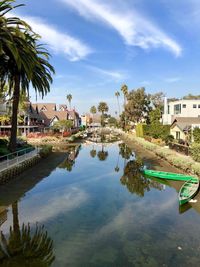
[182,104,186,108]
[168,105,170,114]
[198,104,200,108]
[176,131,180,140]
[174,104,181,114]
[193,104,197,108]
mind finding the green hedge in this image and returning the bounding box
[136,124,144,137]
[39,145,53,158]
[190,143,200,162]
[143,123,170,140]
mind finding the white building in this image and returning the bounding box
[162,98,200,125]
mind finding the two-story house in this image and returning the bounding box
[163,98,200,125]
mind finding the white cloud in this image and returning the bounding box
[13,14,92,61]
[165,77,181,83]
[60,0,182,56]
[87,65,127,81]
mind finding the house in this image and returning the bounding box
[170,117,200,141]
[163,98,200,125]
[32,103,81,129]
[0,101,44,136]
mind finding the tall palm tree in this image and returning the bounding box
[97,102,109,127]
[121,84,128,130]
[115,91,120,116]
[67,94,72,110]
[0,2,55,151]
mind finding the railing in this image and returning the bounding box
[168,142,190,156]
[0,146,40,172]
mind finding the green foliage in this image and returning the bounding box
[136,123,144,137]
[39,145,52,158]
[149,108,161,124]
[190,143,200,162]
[150,92,165,110]
[67,94,72,109]
[183,94,200,100]
[53,120,73,132]
[163,134,174,145]
[125,87,151,123]
[193,127,200,143]
[108,117,117,126]
[143,124,170,140]
[90,105,97,114]
[98,102,109,126]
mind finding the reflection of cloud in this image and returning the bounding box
[55,195,177,265]
[22,187,88,223]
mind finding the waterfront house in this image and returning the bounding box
[163,98,200,125]
[170,117,200,141]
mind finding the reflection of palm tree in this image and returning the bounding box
[0,201,55,266]
[97,144,108,161]
[119,143,133,169]
[90,149,97,158]
[59,158,74,172]
[114,153,120,172]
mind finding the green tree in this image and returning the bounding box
[98,102,109,127]
[121,84,128,129]
[115,91,120,116]
[193,127,200,143]
[0,2,54,151]
[149,108,161,124]
[150,92,165,111]
[90,105,97,125]
[53,120,73,137]
[90,149,96,158]
[125,87,151,123]
[67,94,72,109]
[183,94,200,100]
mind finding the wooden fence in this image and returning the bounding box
[169,142,190,156]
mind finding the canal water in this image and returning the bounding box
[0,142,200,267]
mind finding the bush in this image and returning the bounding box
[193,127,200,143]
[136,124,144,137]
[0,138,8,146]
[143,123,170,140]
[39,145,52,158]
[166,155,193,172]
[190,143,200,162]
[191,163,200,176]
[163,134,174,145]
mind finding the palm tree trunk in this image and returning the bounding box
[117,97,121,116]
[9,75,20,152]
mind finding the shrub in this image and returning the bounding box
[191,163,200,176]
[155,148,173,159]
[136,123,144,137]
[0,138,8,146]
[39,145,52,158]
[143,124,170,140]
[163,134,174,145]
[166,155,193,172]
[193,127,200,143]
[190,143,200,162]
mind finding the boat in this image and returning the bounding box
[179,178,199,205]
[142,169,196,182]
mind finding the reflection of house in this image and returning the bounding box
[170,117,200,141]
[163,98,200,125]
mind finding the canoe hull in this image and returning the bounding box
[178,178,199,205]
[143,170,195,181]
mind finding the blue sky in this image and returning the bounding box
[13,0,200,114]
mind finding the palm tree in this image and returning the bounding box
[115,91,120,116]
[97,145,108,161]
[121,84,128,130]
[97,102,109,127]
[0,3,55,151]
[67,94,72,110]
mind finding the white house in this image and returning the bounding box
[163,98,200,125]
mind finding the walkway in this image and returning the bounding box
[0,148,39,173]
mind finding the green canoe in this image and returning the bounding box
[143,169,196,182]
[179,178,199,205]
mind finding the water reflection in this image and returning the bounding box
[0,201,55,267]
[59,145,81,172]
[97,144,109,161]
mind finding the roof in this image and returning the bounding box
[171,117,200,132]
[32,103,57,112]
